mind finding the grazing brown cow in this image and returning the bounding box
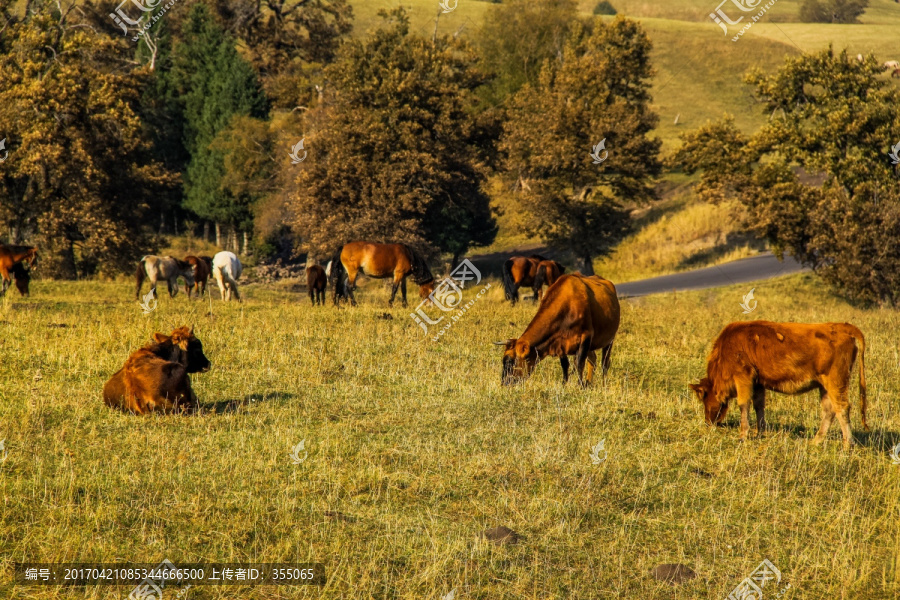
[533,260,566,303]
[184,255,211,298]
[502,254,546,304]
[306,264,327,306]
[497,274,620,385]
[689,321,868,450]
[103,326,211,415]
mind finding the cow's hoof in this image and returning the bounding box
[810,436,825,446]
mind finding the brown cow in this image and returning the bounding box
[689,321,868,450]
[533,260,566,303]
[103,326,211,415]
[497,274,620,385]
[184,255,211,298]
[306,264,327,306]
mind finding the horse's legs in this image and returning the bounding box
[401,278,408,307]
[346,267,359,307]
[168,279,178,298]
[0,268,8,296]
[388,276,400,307]
[215,269,227,301]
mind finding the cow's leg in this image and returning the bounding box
[830,383,854,450]
[575,336,593,386]
[584,350,598,384]
[735,382,754,441]
[601,341,614,378]
[753,385,767,435]
[559,356,570,383]
[812,389,837,446]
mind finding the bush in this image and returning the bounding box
[593,1,617,15]
[799,0,868,23]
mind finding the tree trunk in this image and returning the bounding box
[203,221,210,243]
[231,229,239,254]
[243,231,249,255]
[580,255,595,276]
[159,212,165,235]
[215,222,222,247]
[173,214,178,237]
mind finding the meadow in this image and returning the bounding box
[1,271,899,599]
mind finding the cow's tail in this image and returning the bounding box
[534,262,548,294]
[853,327,868,430]
[502,258,517,302]
[329,248,346,302]
[135,256,147,300]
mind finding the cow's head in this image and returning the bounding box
[498,338,538,385]
[689,378,729,425]
[154,326,211,373]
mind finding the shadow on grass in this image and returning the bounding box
[718,419,900,453]
[674,232,767,271]
[204,391,296,414]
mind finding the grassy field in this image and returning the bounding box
[2,272,899,599]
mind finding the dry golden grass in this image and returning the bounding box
[1,271,899,599]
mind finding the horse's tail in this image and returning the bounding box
[406,246,433,285]
[135,256,148,300]
[556,261,566,274]
[330,248,346,302]
[503,258,518,303]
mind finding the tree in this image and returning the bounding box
[500,18,661,274]
[799,0,868,23]
[670,49,900,305]
[478,0,578,101]
[170,3,268,248]
[0,0,175,277]
[288,9,497,264]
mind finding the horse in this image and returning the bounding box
[0,244,37,296]
[212,251,242,301]
[184,255,211,298]
[135,255,195,300]
[329,242,435,307]
[533,260,566,303]
[502,254,547,304]
[11,263,30,296]
[306,264,327,306]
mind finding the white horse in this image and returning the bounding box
[135,255,195,300]
[212,251,242,301]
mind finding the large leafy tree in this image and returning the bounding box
[169,3,268,245]
[671,49,900,305]
[501,17,661,274]
[289,9,497,264]
[0,0,175,277]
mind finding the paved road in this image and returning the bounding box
[616,252,807,298]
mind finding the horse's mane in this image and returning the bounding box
[406,245,434,285]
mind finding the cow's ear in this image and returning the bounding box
[516,339,532,358]
[153,333,170,344]
[688,383,705,401]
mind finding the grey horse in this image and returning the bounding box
[135,255,195,300]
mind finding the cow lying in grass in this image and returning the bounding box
[103,326,211,415]
[690,321,868,450]
[497,273,620,386]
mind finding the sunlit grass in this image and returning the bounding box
[1,272,898,598]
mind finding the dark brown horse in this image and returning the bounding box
[533,260,566,303]
[502,254,547,304]
[330,242,435,307]
[184,255,211,298]
[306,264,327,305]
[0,245,38,296]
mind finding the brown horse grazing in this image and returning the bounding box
[10,263,30,296]
[0,244,38,296]
[496,274,620,386]
[306,264,327,305]
[533,260,566,303]
[330,242,435,307]
[184,255,211,298]
[502,254,547,304]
